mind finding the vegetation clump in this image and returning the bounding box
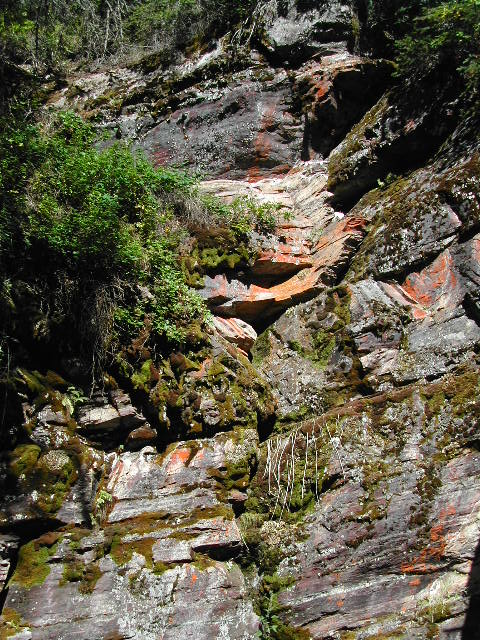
[394,0,480,103]
[0,0,259,71]
[10,537,59,589]
[0,109,282,381]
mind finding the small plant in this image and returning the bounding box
[61,385,88,415]
[263,416,347,520]
[91,488,113,526]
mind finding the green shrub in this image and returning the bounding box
[0,111,212,373]
[394,0,480,101]
[358,0,442,56]
[0,109,283,374]
[125,0,257,53]
[200,194,290,237]
[0,0,260,71]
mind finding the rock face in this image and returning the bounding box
[2,433,260,640]
[198,163,366,324]
[3,2,480,640]
[47,6,389,181]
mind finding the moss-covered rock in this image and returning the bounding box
[10,535,60,589]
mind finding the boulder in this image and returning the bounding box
[212,317,257,354]
[77,391,146,434]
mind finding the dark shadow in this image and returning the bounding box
[462,536,480,639]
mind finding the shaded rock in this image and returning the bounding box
[327,88,458,207]
[261,0,353,64]
[0,533,19,595]
[296,54,393,157]
[77,390,146,436]
[125,424,158,451]
[76,404,122,432]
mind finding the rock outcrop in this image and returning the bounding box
[2,2,480,640]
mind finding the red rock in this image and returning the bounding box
[251,241,313,277]
[268,216,366,305]
[201,216,366,323]
[400,249,463,318]
[212,317,257,354]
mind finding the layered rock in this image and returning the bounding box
[2,3,480,639]
[199,163,366,325]
[0,430,260,640]
[272,376,480,639]
[47,13,389,181]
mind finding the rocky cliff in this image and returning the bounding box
[1,2,480,639]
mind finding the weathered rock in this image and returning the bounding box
[327,88,458,207]
[200,215,365,323]
[243,373,480,639]
[5,18,480,640]
[125,424,158,451]
[0,430,260,639]
[261,0,353,64]
[49,37,391,182]
[1,548,258,640]
[105,431,253,537]
[77,390,146,434]
[295,55,393,157]
[212,316,258,354]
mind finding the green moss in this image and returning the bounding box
[153,561,171,575]
[16,369,47,395]
[288,341,306,357]
[9,444,41,477]
[59,554,104,595]
[78,562,102,594]
[418,599,453,632]
[214,457,252,491]
[10,538,58,589]
[207,361,227,379]
[110,536,155,569]
[342,631,405,640]
[327,94,389,191]
[192,553,216,571]
[34,451,77,514]
[131,359,156,392]
[252,329,272,365]
[61,560,85,584]
[312,331,336,368]
[0,608,29,639]
[448,371,480,415]
[425,391,446,418]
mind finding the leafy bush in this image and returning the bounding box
[394,0,480,100]
[199,194,290,237]
[0,0,260,71]
[357,0,442,56]
[125,0,256,53]
[0,110,213,374]
[0,109,285,376]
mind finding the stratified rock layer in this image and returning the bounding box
[2,3,480,639]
